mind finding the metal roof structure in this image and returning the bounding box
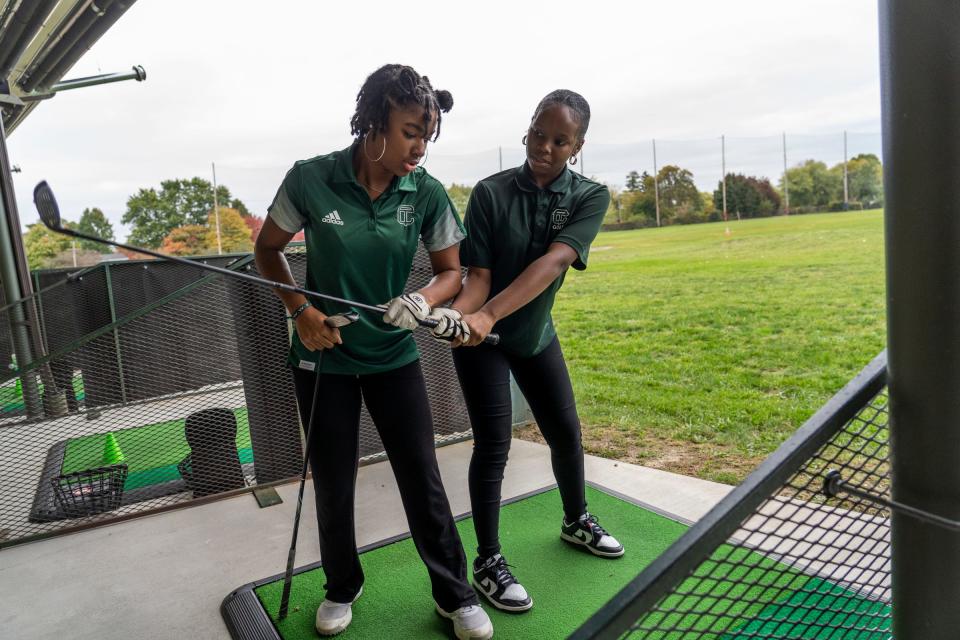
[0,1,142,422]
[0,0,139,134]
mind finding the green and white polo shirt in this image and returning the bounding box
[268,144,465,374]
[460,163,610,357]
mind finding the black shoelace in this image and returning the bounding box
[486,556,518,588]
[583,513,609,537]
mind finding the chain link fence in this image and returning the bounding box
[0,244,523,547]
[573,352,890,640]
[208,132,883,222]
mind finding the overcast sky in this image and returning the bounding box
[9,0,881,241]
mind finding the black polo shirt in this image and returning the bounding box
[460,164,610,357]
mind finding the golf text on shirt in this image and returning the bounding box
[268,144,466,374]
[460,163,610,357]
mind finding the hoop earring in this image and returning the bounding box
[363,134,386,163]
[417,145,429,168]
[521,135,527,146]
[569,155,578,166]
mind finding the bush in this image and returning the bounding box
[672,210,710,225]
[601,220,658,232]
[830,201,871,212]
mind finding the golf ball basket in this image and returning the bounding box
[50,464,128,518]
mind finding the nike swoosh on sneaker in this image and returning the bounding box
[478,577,498,597]
[574,528,592,543]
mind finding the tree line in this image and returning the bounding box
[609,153,883,227]
[24,154,884,270]
[445,154,881,231]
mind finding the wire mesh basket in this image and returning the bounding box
[50,464,128,518]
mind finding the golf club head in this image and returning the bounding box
[33,181,63,230]
[324,310,360,328]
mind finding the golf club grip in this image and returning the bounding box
[416,316,500,345]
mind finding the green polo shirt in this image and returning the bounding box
[268,144,465,374]
[460,164,610,357]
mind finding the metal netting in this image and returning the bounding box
[0,244,504,547]
[574,353,890,640]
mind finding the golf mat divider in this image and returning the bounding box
[221,483,693,640]
[570,353,891,639]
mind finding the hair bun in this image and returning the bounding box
[434,89,454,113]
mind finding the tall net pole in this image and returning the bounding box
[881,1,960,636]
[212,162,222,255]
[782,132,790,214]
[721,135,727,221]
[652,139,661,227]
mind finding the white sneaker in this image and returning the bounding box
[561,512,625,558]
[473,553,533,612]
[435,602,494,640]
[315,587,362,636]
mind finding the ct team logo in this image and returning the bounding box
[397,204,415,226]
[551,208,570,230]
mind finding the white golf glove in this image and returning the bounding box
[428,307,471,343]
[382,292,431,331]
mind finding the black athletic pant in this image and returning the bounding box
[291,359,477,611]
[452,336,586,559]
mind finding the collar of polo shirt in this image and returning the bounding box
[514,162,573,195]
[331,144,418,193]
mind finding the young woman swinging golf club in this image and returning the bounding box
[255,64,492,639]
[431,90,624,613]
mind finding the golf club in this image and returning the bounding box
[32,181,498,344]
[278,310,358,620]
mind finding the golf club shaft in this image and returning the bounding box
[58,227,384,313]
[55,227,499,344]
[278,348,326,619]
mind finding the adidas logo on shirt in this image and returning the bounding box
[321,210,344,225]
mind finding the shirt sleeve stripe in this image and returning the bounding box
[268,184,305,233]
[422,204,466,251]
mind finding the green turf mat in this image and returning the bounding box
[61,408,251,485]
[121,447,253,491]
[0,374,85,413]
[720,576,889,639]
[630,546,889,638]
[0,381,21,413]
[254,486,687,640]
[250,486,890,639]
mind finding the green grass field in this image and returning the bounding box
[534,210,886,484]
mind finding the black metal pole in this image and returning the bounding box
[880,2,960,637]
[0,111,44,415]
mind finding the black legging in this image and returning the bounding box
[452,336,586,559]
[291,359,477,611]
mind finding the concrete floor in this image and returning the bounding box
[0,439,732,640]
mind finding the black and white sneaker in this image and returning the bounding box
[472,553,533,612]
[560,513,625,558]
